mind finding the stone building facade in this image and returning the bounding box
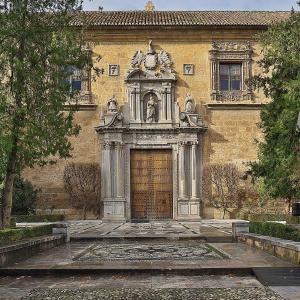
[23,6,290,220]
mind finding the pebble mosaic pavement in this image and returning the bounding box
[21,287,284,300]
[75,242,229,262]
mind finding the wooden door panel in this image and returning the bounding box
[131,149,173,220]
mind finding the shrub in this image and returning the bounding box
[241,213,300,224]
[249,221,300,242]
[64,163,101,219]
[0,225,53,246]
[12,177,38,215]
[13,214,65,223]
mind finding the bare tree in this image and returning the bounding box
[63,163,101,220]
[203,164,242,219]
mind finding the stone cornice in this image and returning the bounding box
[95,125,208,134]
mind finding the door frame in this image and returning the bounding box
[127,145,176,221]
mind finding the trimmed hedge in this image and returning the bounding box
[241,213,300,224]
[0,225,53,246]
[249,221,300,242]
[14,214,65,223]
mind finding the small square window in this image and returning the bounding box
[219,63,242,91]
[183,64,195,75]
[109,65,120,76]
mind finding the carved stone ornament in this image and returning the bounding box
[185,93,195,113]
[107,95,118,113]
[130,40,173,72]
[146,94,156,123]
[210,40,253,102]
[212,41,251,52]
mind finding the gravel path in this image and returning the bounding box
[22,287,284,300]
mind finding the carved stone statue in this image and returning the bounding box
[107,95,118,113]
[185,93,195,113]
[158,50,172,68]
[146,95,156,123]
[131,50,145,68]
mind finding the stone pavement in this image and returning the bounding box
[0,274,282,300]
[69,220,233,240]
[1,240,292,270]
[4,220,298,300]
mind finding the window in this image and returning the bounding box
[220,63,242,91]
[210,41,253,101]
[64,66,82,91]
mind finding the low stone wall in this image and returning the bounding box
[0,235,65,267]
[237,232,300,265]
[0,223,69,267]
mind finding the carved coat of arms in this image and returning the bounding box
[130,40,173,72]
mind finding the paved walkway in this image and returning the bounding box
[69,220,233,240]
[2,240,292,270]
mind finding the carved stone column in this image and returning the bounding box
[116,142,124,198]
[130,88,136,121]
[102,141,112,199]
[191,141,198,199]
[135,88,141,122]
[178,142,187,199]
[166,85,172,122]
[161,88,167,121]
[211,59,218,101]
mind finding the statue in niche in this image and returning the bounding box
[146,95,156,123]
[107,95,118,113]
[185,93,195,113]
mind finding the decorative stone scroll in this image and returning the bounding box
[210,41,253,102]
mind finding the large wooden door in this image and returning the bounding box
[131,149,173,220]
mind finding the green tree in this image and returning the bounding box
[248,7,300,210]
[0,0,92,228]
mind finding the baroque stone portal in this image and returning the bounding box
[96,41,207,222]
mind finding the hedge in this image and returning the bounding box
[13,214,65,223]
[0,225,53,246]
[241,213,300,224]
[249,221,300,242]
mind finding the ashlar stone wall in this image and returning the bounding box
[24,28,267,219]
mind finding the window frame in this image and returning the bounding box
[210,41,253,102]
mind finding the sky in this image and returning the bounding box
[82,0,299,11]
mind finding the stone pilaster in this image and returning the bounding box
[178,142,187,199]
[102,141,112,199]
[116,142,125,198]
[191,141,198,199]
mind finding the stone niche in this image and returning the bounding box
[95,40,207,222]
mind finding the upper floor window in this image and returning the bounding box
[210,41,253,102]
[64,66,82,91]
[220,63,242,91]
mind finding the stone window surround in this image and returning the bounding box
[64,46,95,110]
[210,41,253,102]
